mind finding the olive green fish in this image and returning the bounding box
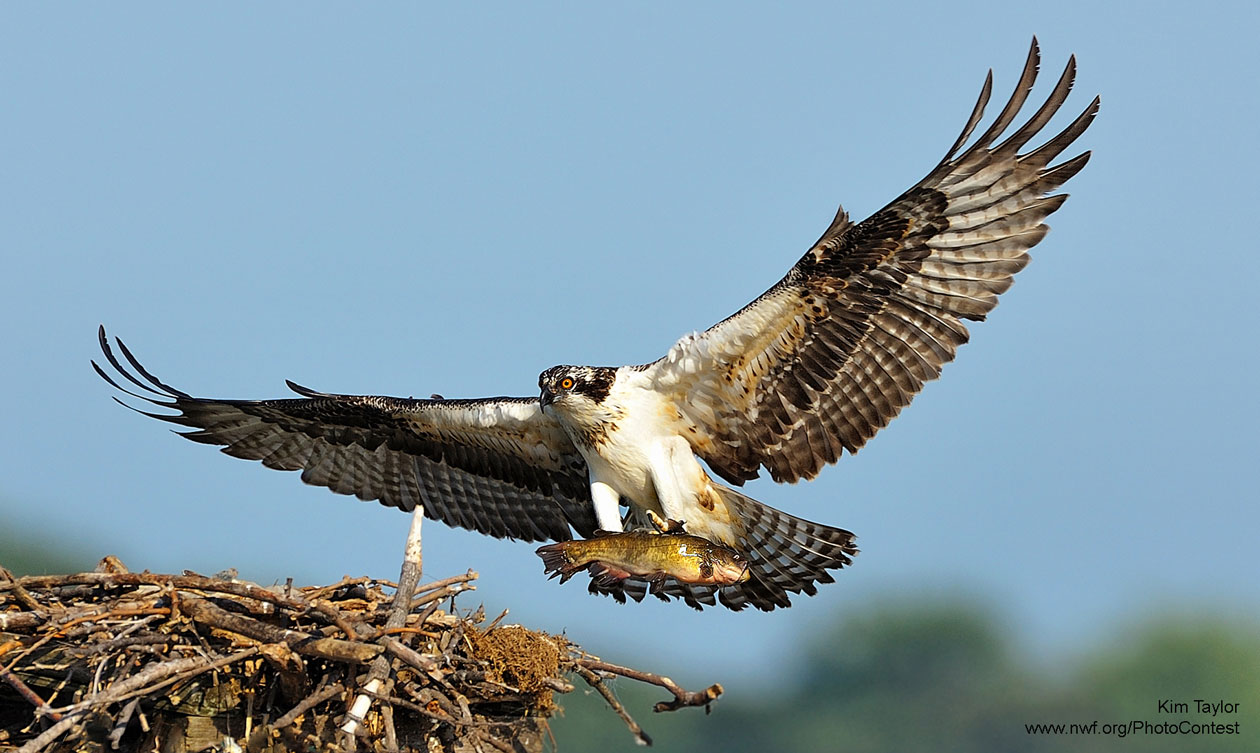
[536,531,751,590]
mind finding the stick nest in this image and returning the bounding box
[1,558,721,752]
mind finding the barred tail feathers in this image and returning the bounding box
[712,484,858,610]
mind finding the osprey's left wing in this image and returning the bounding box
[642,40,1098,485]
[94,327,597,542]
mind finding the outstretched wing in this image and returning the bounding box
[94,327,597,542]
[642,39,1099,485]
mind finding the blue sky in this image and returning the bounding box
[2,2,1257,696]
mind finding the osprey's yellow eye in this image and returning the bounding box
[560,377,575,390]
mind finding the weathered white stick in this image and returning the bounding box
[403,504,423,574]
[340,678,382,736]
[340,505,425,737]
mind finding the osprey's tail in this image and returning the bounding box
[589,484,858,611]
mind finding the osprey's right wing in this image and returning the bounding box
[94,326,597,542]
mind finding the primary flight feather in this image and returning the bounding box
[97,39,1097,611]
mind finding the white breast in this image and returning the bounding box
[584,369,701,510]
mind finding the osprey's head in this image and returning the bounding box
[539,365,615,411]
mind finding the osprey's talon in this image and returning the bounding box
[646,510,687,534]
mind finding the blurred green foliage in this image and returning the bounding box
[553,600,1258,752]
[0,513,96,577]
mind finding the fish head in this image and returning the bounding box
[702,547,752,584]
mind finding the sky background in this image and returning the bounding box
[2,0,1257,708]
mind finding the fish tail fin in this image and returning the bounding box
[535,541,582,584]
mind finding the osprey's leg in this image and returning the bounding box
[589,480,624,533]
[647,437,740,546]
[646,437,706,520]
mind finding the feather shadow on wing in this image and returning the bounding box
[93,326,598,543]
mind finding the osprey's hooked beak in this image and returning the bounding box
[539,387,554,409]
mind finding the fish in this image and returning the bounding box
[536,530,751,590]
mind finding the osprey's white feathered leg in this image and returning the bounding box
[589,479,624,533]
[647,437,741,547]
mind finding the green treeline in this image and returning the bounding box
[0,517,95,578]
[553,600,1259,752]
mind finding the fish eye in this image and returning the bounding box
[560,377,575,390]
[731,552,745,562]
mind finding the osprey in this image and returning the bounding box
[96,40,1097,611]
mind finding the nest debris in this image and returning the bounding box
[0,558,722,752]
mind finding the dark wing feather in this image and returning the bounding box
[642,39,1099,484]
[95,326,596,542]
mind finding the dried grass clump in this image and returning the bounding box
[466,625,562,713]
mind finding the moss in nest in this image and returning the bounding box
[469,625,562,706]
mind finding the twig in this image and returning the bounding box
[0,612,43,630]
[0,566,44,612]
[478,731,514,753]
[406,583,476,613]
[16,710,82,753]
[299,575,374,601]
[108,698,140,750]
[572,665,651,746]
[36,650,256,753]
[542,677,575,693]
[56,606,172,634]
[48,648,259,716]
[0,663,63,721]
[411,570,478,598]
[180,595,380,664]
[483,608,510,632]
[382,637,440,673]
[91,651,114,695]
[17,573,309,612]
[377,691,456,724]
[306,601,360,642]
[95,555,130,574]
[267,680,346,731]
[381,687,399,753]
[2,599,163,671]
[576,657,723,713]
[76,634,171,656]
